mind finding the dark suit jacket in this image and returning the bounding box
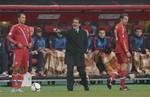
[61,28,88,65]
[62,28,88,55]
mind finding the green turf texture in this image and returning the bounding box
[0,85,150,97]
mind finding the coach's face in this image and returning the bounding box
[18,14,26,24]
[72,19,81,29]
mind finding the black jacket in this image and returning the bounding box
[61,28,88,55]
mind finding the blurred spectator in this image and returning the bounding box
[81,21,93,35]
[87,35,94,53]
[0,33,9,76]
[93,27,114,75]
[97,26,110,36]
[28,26,34,73]
[44,32,67,76]
[130,25,146,53]
[44,24,57,35]
[82,27,94,52]
[50,33,66,51]
[91,22,97,35]
[130,25,150,74]
[145,34,150,49]
[6,41,15,74]
[32,27,46,76]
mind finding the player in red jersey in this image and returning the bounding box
[108,13,131,91]
[7,13,32,92]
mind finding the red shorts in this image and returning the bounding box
[13,47,29,70]
[116,53,128,64]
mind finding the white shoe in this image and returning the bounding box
[16,89,24,93]
[0,72,8,77]
[10,88,16,93]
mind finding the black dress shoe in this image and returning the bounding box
[79,81,84,85]
[84,86,89,91]
[68,89,73,91]
[78,81,89,91]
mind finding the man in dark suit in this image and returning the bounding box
[55,17,89,91]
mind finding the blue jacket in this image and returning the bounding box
[87,36,94,50]
[51,35,66,50]
[32,36,46,50]
[129,35,145,51]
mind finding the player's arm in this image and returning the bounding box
[117,26,131,57]
[53,28,68,36]
[7,26,18,45]
[7,25,22,48]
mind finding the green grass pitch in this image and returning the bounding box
[0,85,150,97]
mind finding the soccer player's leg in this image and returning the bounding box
[119,64,128,91]
[17,49,29,92]
[21,49,29,74]
[116,53,129,91]
[119,56,129,91]
[11,50,22,92]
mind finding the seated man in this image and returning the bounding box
[32,27,46,76]
[93,27,120,90]
[93,27,113,75]
[0,34,8,76]
[130,25,150,74]
[50,33,66,51]
[44,32,67,76]
[82,28,99,76]
[130,25,145,53]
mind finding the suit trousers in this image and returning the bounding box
[65,53,88,90]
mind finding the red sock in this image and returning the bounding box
[119,70,126,89]
[11,74,18,89]
[17,74,23,89]
[110,73,116,82]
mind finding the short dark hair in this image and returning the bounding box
[73,17,81,24]
[17,13,25,18]
[36,27,42,33]
[120,13,128,19]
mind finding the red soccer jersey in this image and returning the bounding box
[8,24,32,47]
[114,22,129,54]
